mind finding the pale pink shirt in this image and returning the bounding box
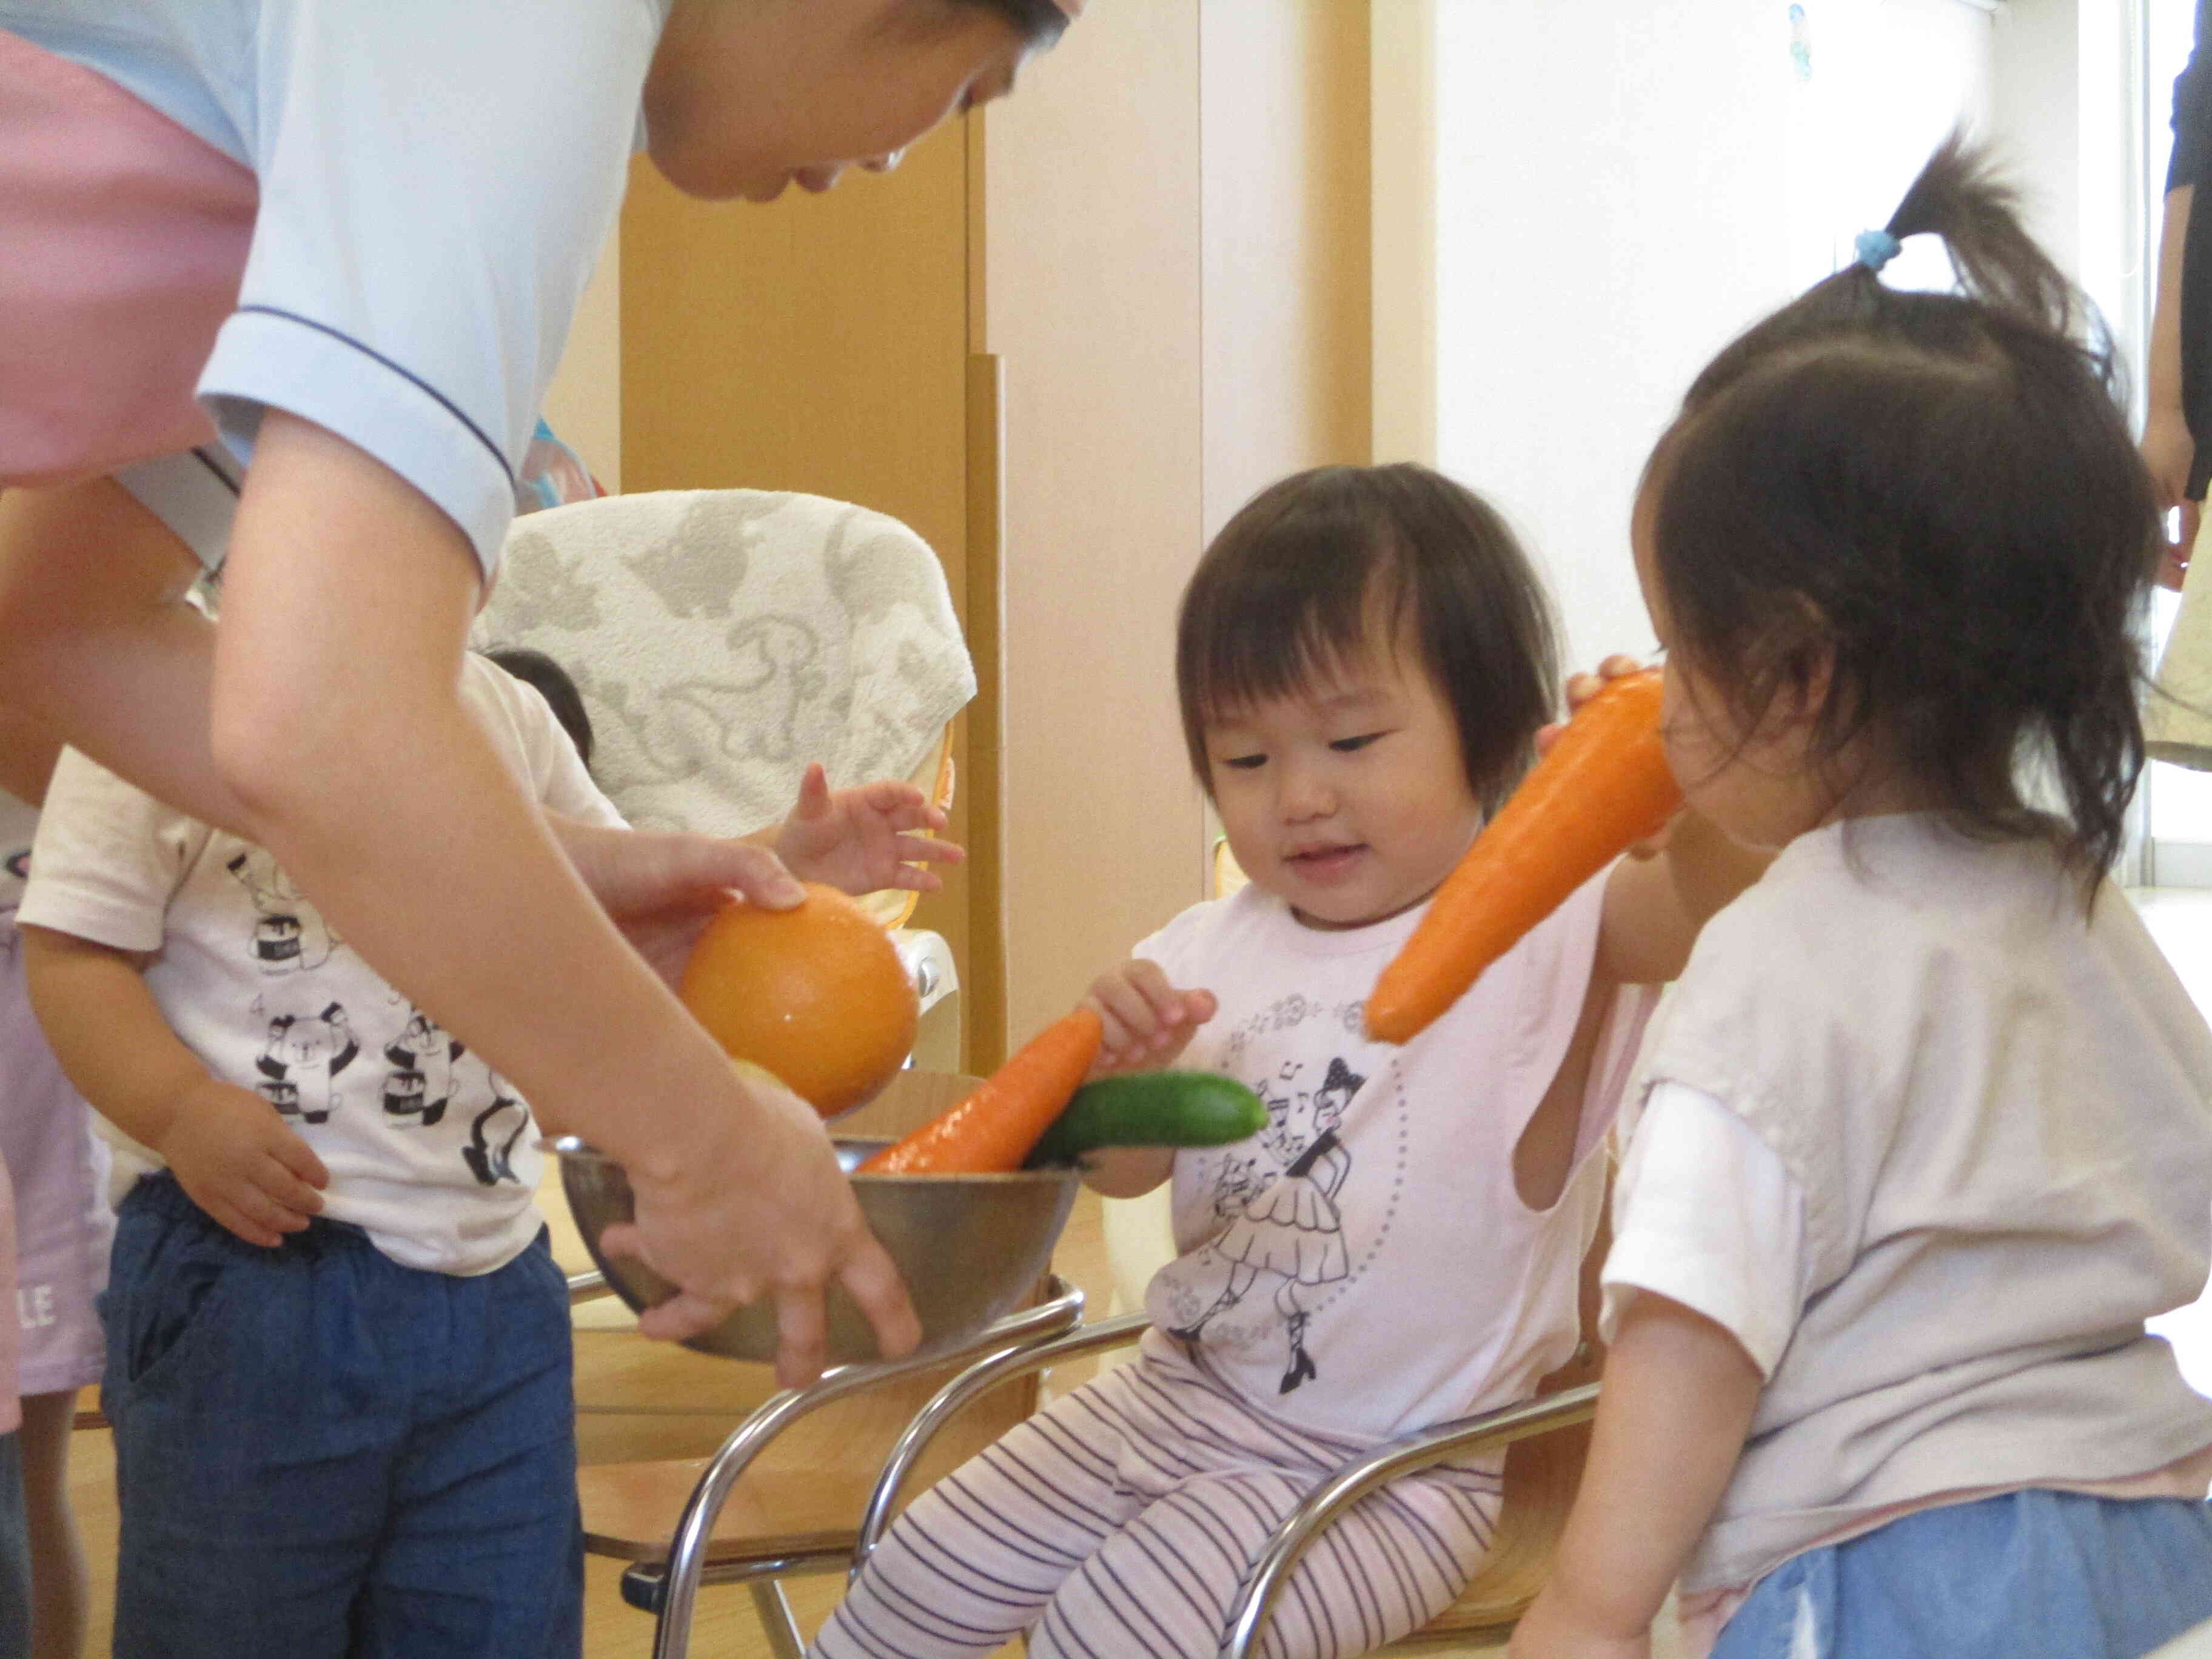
[0,27,253,485]
[0,1161,18,1433]
[1138,876,1655,1440]
[1612,1082,2212,1657]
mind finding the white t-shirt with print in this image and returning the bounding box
[1136,877,1655,1440]
[18,654,624,1276]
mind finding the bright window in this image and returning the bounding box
[2146,0,2212,858]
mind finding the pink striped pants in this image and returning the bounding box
[811,1339,1500,1659]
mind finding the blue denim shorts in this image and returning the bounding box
[101,1174,581,1659]
[1711,1486,2212,1659]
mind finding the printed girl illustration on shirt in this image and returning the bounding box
[254,1003,359,1125]
[227,849,338,975]
[1168,1054,1362,1393]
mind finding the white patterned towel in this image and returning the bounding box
[473,489,974,837]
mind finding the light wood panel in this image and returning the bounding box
[620,118,996,1067]
[961,352,1008,1070]
[982,1,1210,1043]
[1199,0,1374,534]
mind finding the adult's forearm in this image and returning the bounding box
[230,690,734,1175]
[0,707,60,808]
[2151,185,2194,418]
[206,414,739,1179]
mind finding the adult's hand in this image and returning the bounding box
[2143,405,2199,591]
[596,1059,921,1383]
[547,817,922,1377]
[549,815,805,989]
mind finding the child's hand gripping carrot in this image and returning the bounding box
[1366,661,1681,1044]
[859,1006,1105,1174]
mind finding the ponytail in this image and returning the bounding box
[1652,132,2159,890]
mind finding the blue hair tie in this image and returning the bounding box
[1854,229,1903,272]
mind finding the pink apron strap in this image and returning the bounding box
[0,28,256,488]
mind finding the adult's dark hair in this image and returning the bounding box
[1649,133,2160,884]
[486,647,596,773]
[1175,463,1559,817]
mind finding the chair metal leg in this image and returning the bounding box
[644,1280,1087,1659]
[1216,1384,1600,1659]
[749,1580,808,1659]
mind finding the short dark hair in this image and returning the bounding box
[1175,464,1560,817]
[1648,133,2159,885]
[486,647,596,773]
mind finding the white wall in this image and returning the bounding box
[985,2,1209,1042]
[1989,0,2145,381]
[1427,0,1996,673]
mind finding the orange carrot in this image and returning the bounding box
[1366,668,1680,1045]
[859,1007,1105,1174]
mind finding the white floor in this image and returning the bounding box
[2129,888,2212,1396]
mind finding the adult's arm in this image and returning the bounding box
[2148,0,2212,586]
[2147,186,2197,588]
[0,416,920,1383]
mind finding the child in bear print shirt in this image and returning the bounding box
[15,648,954,1657]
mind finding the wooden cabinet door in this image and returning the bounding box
[620,119,1005,1068]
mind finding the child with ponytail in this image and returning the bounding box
[1512,136,2212,1659]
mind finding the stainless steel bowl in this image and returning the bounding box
[550,1134,1080,1364]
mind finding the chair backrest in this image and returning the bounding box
[474,488,975,846]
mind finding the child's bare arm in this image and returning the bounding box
[1507,1294,1761,1659]
[759,762,965,897]
[1079,1145,1176,1199]
[1596,808,1771,986]
[19,923,329,1249]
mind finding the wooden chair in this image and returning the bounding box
[549,1072,1088,1659]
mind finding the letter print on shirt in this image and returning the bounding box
[1159,991,1410,1396]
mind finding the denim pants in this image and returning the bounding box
[102,1175,581,1659]
[1711,1486,2212,1659]
[0,1433,27,1659]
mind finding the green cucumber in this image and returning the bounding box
[1024,1071,1267,1167]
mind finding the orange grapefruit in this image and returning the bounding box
[678,882,918,1119]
